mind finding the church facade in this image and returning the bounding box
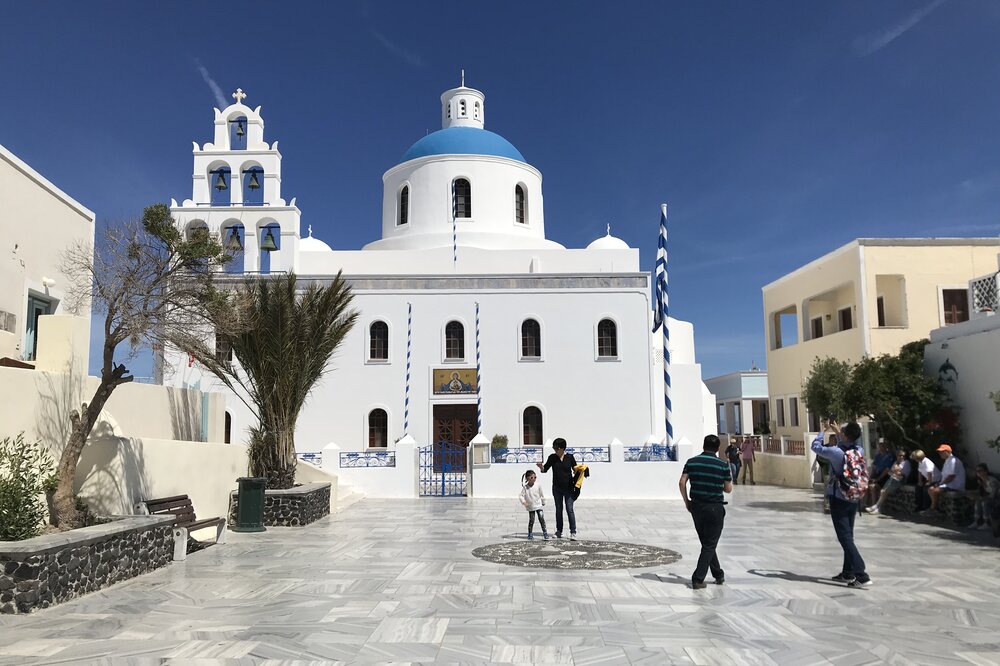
[161,81,716,498]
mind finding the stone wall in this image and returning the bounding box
[0,516,175,614]
[882,484,975,525]
[230,482,331,527]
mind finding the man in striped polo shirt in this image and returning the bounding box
[679,434,734,589]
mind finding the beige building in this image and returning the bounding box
[763,238,1000,438]
[0,143,96,361]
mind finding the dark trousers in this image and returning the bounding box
[690,502,726,582]
[552,486,577,535]
[829,496,868,581]
[915,484,931,511]
[528,509,547,535]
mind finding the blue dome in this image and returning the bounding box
[401,127,525,163]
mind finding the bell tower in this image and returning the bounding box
[169,88,301,273]
[440,70,485,129]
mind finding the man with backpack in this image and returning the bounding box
[811,421,871,589]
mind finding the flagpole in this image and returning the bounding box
[653,204,673,450]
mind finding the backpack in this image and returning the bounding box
[838,448,869,502]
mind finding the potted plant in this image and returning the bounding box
[490,434,509,463]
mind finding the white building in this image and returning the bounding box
[162,81,716,498]
[0,144,95,362]
[704,369,769,435]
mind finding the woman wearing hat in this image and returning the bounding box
[926,444,966,515]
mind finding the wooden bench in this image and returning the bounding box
[135,495,227,561]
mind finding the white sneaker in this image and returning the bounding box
[569,533,577,541]
[868,507,880,515]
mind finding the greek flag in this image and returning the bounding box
[652,204,672,445]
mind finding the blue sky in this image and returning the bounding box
[2,1,999,379]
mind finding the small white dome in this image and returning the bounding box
[587,226,630,250]
[300,226,333,252]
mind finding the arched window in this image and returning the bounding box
[523,407,543,447]
[369,321,389,360]
[460,99,467,117]
[521,319,541,358]
[453,179,471,218]
[598,318,618,358]
[445,321,465,359]
[229,116,247,150]
[210,167,231,206]
[242,166,264,206]
[515,185,526,224]
[447,104,451,119]
[398,185,409,226]
[224,411,232,444]
[474,101,481,119]
[368,409,388,448]
[186,221,209,242]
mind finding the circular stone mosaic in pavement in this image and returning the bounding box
[471,540,682,570]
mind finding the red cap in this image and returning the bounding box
[936,444,952,454]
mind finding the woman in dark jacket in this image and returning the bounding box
[537,438,578,539]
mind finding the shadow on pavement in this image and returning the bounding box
[747,568,851,588]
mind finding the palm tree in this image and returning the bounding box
[185,272,357,488]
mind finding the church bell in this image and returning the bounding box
[247,171,261,190]
[260,228,279,252]
[236,120,245,138]
[214,171,228,191]
[225,227,244,252]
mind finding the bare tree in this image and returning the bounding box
[56,204,228,528]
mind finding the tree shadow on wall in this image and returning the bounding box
[75,427,151,517]
[167,384,202,442]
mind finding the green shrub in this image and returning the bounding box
[0,433,55,541]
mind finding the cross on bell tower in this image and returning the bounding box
[232,88,247,104]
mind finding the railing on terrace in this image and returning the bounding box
[490,446,611,464]
[785,439,806,456]
[970,272,999,317]
[763,437,782,454]
[339,450,396,468]
[624,444,676,462]
[296,452,323,466]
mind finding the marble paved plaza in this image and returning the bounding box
[2,486,999,665]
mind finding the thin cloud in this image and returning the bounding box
[853,0,946,56]
[372,30,425,68]
[194,59,228,108]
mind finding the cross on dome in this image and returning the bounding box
[461,69,465,87]
[232,88,247,104]
[607,223,611,235]
[308,224,313,237]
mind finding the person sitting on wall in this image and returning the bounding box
[867,440,894,507]
[923,444,966,516]
[865,449,911,516]
[911,450,940,512]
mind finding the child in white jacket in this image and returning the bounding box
[520,470,550,540]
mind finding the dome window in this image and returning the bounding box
[398,185,409,226]
[474,101,480,119]
[515,185,526,224]
[459,99,467,117]
[453,179,472,218]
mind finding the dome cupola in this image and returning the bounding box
[587,225,630,250]
[441,70,485,129]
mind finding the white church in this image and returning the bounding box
[161,80,716,499]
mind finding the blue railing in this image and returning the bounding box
[624,444,676,462]
[297,452,323,466]
[490,446,611,464]
[340,450,396,468]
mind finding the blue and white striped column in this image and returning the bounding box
[475,301,482,432]
[404,302,412,434]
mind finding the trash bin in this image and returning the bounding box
[232,476,267,532]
